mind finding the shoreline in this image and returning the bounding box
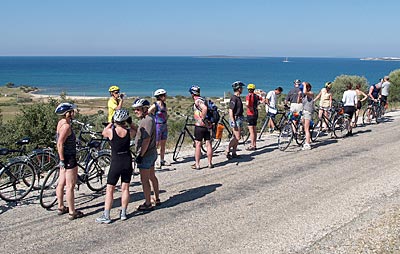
[30,92,108,101]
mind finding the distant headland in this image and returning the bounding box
[360,57,400,61]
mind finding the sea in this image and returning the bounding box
[0,56,399,98]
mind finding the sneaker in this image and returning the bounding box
[302,144,312,151]
[156,162,162,169]
[160,160,171,166]
[96,214,111,224]
[120,210,127,221]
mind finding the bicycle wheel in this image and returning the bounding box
[333,116,349,138]
[294,122,306,146]
[310,121,318,143]
[173,131,186,161]
[211,136,221,152]
[278,123,293,151]
[39,167,59,209]
[239,120,250,145]
[312,119,324,141]
[362,108,373,125]
[375,107,382,124]
[0,160,35,202]
[29,150,58,190]
[86,152,111,192]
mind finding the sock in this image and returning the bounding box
[104,209,110,218]
[121,208,127,216]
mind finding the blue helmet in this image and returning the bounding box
[188,85,201,95]
[55,103,77,115]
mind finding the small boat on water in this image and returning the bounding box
[283,57,289,63]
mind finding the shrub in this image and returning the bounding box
[331,75,369,101]
[389,69,400,103]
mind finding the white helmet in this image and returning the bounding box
[154,89,167,97]
[113,108,130,122]
[55,102,77,115]
[132,98,150,109]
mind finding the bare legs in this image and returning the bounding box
[56,167,77,213]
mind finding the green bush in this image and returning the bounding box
[389,69,400,103]
[331,75,369,101]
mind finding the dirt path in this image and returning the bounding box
[1,111,400,253]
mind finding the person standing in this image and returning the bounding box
[107,85,124,123]
[381,76,390,107]
[55,103,84,220]
[148,89,170,169]
[245,83,263,150]
[354,83,368,127]
[265,87,283,134]
[314,82,333,130]
[96,109,137,224]
[284,79,303,113]
[301,82,315,150]
[132,98,160,211]
[226,81,245,159]
[189,85,213,170]
[342,83,358,136]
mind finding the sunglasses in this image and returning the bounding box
[114,91,120,94]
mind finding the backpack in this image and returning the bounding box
[195,97,221,124]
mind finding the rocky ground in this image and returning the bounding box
[1,111,400,253]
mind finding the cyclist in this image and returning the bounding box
[55,102,84,220]
[132,98,160,211]
[107,85,125,123]
[354,83,368,127]
[342,83,358,136]
[284,79,303,113]
[148,89,170,169]
[96,109,137,224]
[189,85,213,169]
[314,82,333,130]
[245,83,263,150]
[226,81,245,159]
[301,82,315,150]
[368,79,382,103]
[265,87,283,134]
[381,76,390,108]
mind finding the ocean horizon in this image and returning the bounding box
[1,56,399,98]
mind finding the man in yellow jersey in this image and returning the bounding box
[107,85,125,122]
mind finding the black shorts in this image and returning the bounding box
[107,155,133,186]
[194,126,211,141]
[64,154,78,169]
[381,95,388,106]
[344,106,356,119]
[356,101,362,110]
[247,115,258,126]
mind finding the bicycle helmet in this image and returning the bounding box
[247,83,256,90]
[55,103,77,115]
[154,89,167,97]
[188,85,201,95]
[113,108,130,122]
[325,81,332,89]
[108,85,120,92]
[232,81,245,91]
[294,79,301,85]
[132,98,150,108]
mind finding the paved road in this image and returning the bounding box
[1,111,400,253]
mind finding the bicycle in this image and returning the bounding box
[362,99,384,125]
[258,108,288,139]
[313,104,343,140]
[210,110,250,151]
[172,113,212,161]
[277,111,316,151]
[39,139,111,209]
[0,145,35,202]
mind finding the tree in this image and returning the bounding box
[388,69,400,103]
[330,75,369,101]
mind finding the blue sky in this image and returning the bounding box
[1,0,399,57]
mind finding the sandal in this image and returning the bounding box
[68,210,84,220]
[232,154,241,158]
[137,202,154,211]
[153,198,162,207]
[225,151,232,160]
[191,164,201,170]
[245,146,256,151]
[57,206,69,215]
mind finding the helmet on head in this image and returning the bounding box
[188,85,201,96]
[132,98,150,109]
[113,108,129,122]
[55,102,77,115]
[154,89,167,97]
[109,85,120,92]
[247,83,256,90]
[325,82,332,89]
[232,81,245,91]
[294,79,301,85]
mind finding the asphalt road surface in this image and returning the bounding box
[1,110,400,254]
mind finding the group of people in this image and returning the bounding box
[53,76,391,222]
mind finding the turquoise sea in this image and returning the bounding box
[0,56,399,97]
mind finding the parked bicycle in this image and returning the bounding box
[362,99,384,125]
[258,108,288,139]
[39,139,111,209]
[0,145,35,202]
[313,103,345,140]
[278,111,316,151]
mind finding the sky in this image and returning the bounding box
[1,0,399,57]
